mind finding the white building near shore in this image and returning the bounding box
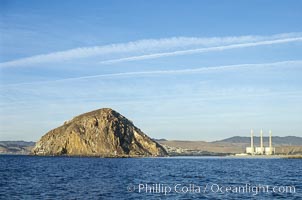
[246,129,275,155]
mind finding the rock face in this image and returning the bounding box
[32,108,167,157]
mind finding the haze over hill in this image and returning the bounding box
[214,136,302,146]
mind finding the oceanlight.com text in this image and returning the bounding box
[127,183,296,196]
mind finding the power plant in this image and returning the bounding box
[246,129,275,155]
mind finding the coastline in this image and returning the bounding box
[2,153,301,159]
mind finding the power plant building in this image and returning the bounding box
[246,129,275,155]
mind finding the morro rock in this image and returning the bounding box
[32,108,167,157]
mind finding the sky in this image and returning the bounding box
[0,0,302,141]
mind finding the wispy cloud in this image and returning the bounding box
[100,37,302,64]
[1,33,302,68]
[2,60,301,87]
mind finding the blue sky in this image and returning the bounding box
[0,0,302,141]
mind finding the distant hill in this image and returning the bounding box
[0,141,35,154]
[156,136,302,156]
[158,140,243,155]
[215,136,302,146]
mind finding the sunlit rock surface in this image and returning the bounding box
[32,108,167,157]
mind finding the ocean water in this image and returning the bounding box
[0,155,301,199]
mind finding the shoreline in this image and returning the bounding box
[1,153,301,159]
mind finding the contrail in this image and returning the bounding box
[100,37,302,64]
[1,33,302,68]
[1,60,301,88]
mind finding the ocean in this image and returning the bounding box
[0,155,301,199]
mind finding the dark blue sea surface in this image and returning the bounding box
[0,155,301,199]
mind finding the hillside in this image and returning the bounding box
[157,136,302,156]
[0,141,35,154]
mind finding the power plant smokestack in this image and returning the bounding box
[251,129,254,154]
[245,129,274,156]
[269,130,272,155]
[260,129,264,154]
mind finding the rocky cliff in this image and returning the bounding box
[32,108,167,157]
